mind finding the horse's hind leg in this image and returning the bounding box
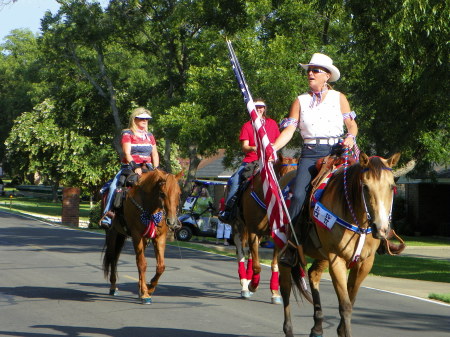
[279,264,294,337]
[309,259,329,337]
[270,246,282,304]
[102,227,125,296]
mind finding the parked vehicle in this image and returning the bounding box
[175,179,227,242]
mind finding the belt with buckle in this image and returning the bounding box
[303,137,340,145]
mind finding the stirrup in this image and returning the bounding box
[99,215,112,229]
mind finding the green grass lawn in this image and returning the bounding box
[0,196,92,221]
[370,254,450,283]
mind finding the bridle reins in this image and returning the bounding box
[343,153,395,230]
[342,152,396,267]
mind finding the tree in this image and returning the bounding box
[0,29,41,162]
[5,100,117,201]
[341,0,450,172]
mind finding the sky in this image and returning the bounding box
[0,0,109,41]
[0,0,61,40]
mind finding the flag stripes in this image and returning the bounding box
[226,40,288,247]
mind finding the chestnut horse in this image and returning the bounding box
[233,155,298,304]
[279,153,400,337]
[102,169,182,304]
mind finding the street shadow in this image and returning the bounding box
[0,326,250,337]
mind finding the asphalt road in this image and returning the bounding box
[1,211,449,337]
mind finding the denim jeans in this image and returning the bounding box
[225,162,247,206]
[102,169,124,216]
[288,144,333,224]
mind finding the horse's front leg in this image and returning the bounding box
[247,232,261,293]
[270,246,282,304]
[329,255,353,337]
[308,259,329,337]
[132,237,150,304]
[347,254,375,304]
[279,264,294,337]
[147,231,167,299]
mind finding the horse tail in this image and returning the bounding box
[290,263,313,304]
[102,227,126,280]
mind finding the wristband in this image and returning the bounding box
[346,133,356,139]
[129,161,139,170]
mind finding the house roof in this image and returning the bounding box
[196,149,234,180]
[397,168,450,184]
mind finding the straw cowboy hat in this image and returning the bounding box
[300,53,340,82]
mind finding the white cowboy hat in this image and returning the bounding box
[300,53,340,82]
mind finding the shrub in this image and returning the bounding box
[89,201,102,229]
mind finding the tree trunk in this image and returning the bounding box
[52,181,60,203]
[164,137,173,173]
[181,144,202,203]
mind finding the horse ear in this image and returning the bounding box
[175,171,184,180]
[386,153,401,168]
[359,152,370,167]
[277,152,283,162]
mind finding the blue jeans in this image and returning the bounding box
[225,162,247,206]
[102,169,124,216]
[288,144,333,224]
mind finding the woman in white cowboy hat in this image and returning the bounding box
[273,53,358,237]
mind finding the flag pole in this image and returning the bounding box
[226,39,306,261]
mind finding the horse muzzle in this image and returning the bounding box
[371,222,390,240]
[166,217,181,231]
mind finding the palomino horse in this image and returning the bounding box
[102,169,182,304]
[279,152,400,337]
[233,155,298,304]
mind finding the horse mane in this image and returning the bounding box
[128,170,165,198]
[326,156,389,220]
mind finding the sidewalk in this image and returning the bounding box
[201,241,450,303]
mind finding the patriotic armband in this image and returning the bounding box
[342,111,356,120]
[279,117,299,130]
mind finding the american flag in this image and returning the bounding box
[226,39,289,248]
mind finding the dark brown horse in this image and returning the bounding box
[233,155,298,303]
[279,153,400,337]
[102,169,182,304]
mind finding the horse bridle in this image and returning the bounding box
[344,154,395,230]
[129,185,167,231]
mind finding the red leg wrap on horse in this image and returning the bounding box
[250,273,260,289]
[246,259,253,280]
[270,271,279,291]
[238,261,246,280]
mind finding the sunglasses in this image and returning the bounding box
[306,68,328,74]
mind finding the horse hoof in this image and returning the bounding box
[241,290,253,299]
[271,296,282,304]
[248,286,258,293]
[141,297,152,305]
[109,288,119,296]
